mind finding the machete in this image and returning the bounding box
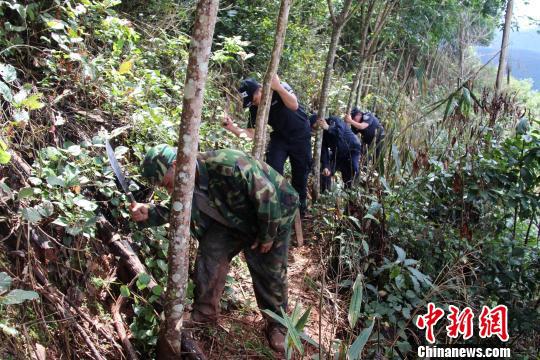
[105,140,136,204]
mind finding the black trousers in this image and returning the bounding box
[265,135,311,212]
[321,151,361,193]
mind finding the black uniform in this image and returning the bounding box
[247,83,311,214]
[318,116,361,192]
[351,112,385,158]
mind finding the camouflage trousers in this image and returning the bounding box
[192,216,292,327]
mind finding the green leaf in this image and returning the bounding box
[0,81,13,102]
[8,3,27,21]
[151,285,163,296]
[295,306,311,332]
[28,177,42,186]
[136,273,151,290]
[46,176,65,187]
[1,289,39,305]
[114,146,129,158]
[363,213,379,224]
[52,217,69,227]
[390,266,400,279]
[67,226,82,236]
[37,201,54,217]
[282,309,303,355]
[393,245,406,263]
[5,22,26,32]
[261,309,288,328]
[0,63,17,83]
[0,182,12,197]
[348,274,363,328]
[21,207,42,224]
[402,307,411,319]
[348,319,375,360]
[66,145,81,157]
[46,20,65,30]
[74,197,97,212]
[21,93,45,110]
[407,267,432,286]
[120,285,130,297]
[0,272,13,293]
[361,240,369,255]
[516,118,529,135]
[367,201,382,215]
[443,94,455,121]
[0,146,11,164]
[18,187,34,200]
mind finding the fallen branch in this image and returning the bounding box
[96,216,208,359]
[112,296,139,360]
[74,321,107,360]
[96,217,159,289]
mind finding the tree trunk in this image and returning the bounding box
[458,20,465,87]
[495,0,513,93]
[392,48,404,82]
[311,0,353,200]
[362,56,376,99]
[252,0,292,160]
[347,59,364,111]
[157,0,219,358]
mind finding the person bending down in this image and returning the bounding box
[310,114,361,192]
[345,107,385,161]
[129,145,299,353]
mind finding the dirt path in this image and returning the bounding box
[196,225,336,359]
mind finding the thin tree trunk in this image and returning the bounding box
[458,25,464,87]
[362,56,376,99]
[157,0,219,358]
[400,51,413,89]
[354,67,363,107]
[495,0,514,93]
[392,48,404,82]
[311,0,354,200]
[348,0,397,111]
[347,60,364,111]
[252,0,292,160]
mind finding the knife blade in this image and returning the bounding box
[105,140,136,204]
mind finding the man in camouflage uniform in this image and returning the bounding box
[129,144,299,353]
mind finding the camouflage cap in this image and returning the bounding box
[141,144,177,184]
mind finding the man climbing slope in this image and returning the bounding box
[310,114,361,192]
[129,145,299,353]
[345,107,385,160]
[223,74,311,217]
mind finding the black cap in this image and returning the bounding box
[351,107,362,119]
[238,78,261,108]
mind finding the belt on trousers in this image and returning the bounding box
[193,187,235,230]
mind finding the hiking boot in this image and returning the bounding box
[190,309,217,325]
[266,324,286,353]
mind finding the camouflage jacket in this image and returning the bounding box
[142,149,299,244]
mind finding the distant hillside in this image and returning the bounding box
[477,29,540,90]
[488,29,540,52]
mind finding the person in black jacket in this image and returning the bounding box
[224,74,312,217]
[310,114,361,192]
[345,107,385,160]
